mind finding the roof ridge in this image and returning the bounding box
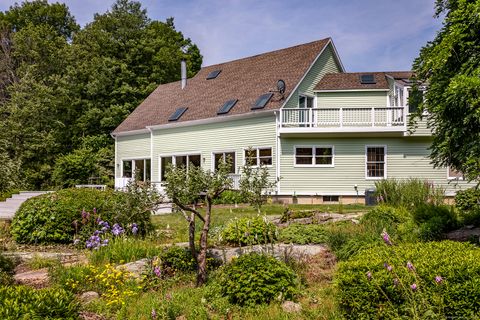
[201,38,331,69]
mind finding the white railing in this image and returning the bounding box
[229,174,241,190]
[280,106,406,129]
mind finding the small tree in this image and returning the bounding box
[164,160,232,285]
[239,156,276,212]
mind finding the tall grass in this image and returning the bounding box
[375,178,445,209]
[88,238,162,266]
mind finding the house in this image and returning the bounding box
[112,38,470,204]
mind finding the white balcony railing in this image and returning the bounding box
[280,106,406,130]
[229,174,241,190]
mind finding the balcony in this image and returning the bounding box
[279,106,407,135]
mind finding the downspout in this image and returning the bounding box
[112,133,118,189]
[274,111,281,195]
[148,127,154,182]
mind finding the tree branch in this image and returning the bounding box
[173,198,205,223]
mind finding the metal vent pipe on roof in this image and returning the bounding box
[181,59,187,89]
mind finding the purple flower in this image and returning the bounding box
[384,263,393,272]
[154,266,161,277]
[407,261,415,271]
[410,283,417,291]
[101,239,109,247]
[381,230,392,246]
[93,208,97,214]
[393,278,399,287]
[151,309,157,319]
[366,271,372,281]
[112,223,124,236]
[435,276,443,284]
[81,209,90,220]
[132,223,138,235]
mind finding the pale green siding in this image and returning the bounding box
[284,44,342,108]
[116,133,151,178]
[151,115,277,181]
[406,115,432,136]
[279,137,471,195]
[316,91,388,107]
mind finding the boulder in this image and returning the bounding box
[282,300,302,313]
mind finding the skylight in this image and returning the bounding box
[360,74,376,84]
[252,93,273,110]
[217,99,238,115]
[168,107,188,121]
[206,70,221,80]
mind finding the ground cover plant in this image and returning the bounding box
[220,215,277,246]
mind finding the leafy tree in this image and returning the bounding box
[240,158,277,212]
[164,161,232,286]
[412,0,480,182]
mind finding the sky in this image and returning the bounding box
[0,0,443,71]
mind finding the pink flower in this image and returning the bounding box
[384,263,393,272]
[366,271,372,281]
[410,283,417,291]
[393,278,399,287]
[153,266,161,277]
[151,308,157,319]
[435,275,443,283]
[381,230,392,245]
[407,261,415,271]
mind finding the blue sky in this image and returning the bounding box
[0,0,443,71]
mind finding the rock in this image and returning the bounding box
[175,315,187,320]
[120,258,149,278]
[14,268,49,288]
[80,291,100,304]
[351,219,360,224]
[282,300,302,313]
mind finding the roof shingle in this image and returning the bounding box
[113,38,331,134]
[314,71,413,91]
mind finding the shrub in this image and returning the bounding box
[212,190,246,205]
[218,252,299,306]
[412,204,458,240]
[455,187,480,225]
[11,186,156,244]
[375,178,445,209]
[221,216,277,246]
[279,208,315,223]
[278,223,328,244]
[336,241,480,319]
[0,285,80,319]
[0,253,16,285]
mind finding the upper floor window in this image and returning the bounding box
[244,147,272,166]
[366,146,386,179]
[294,146,334,167]
[122,159,151,181]
[299,95,314,108]
[213,152,236,173]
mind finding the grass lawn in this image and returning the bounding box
[151,203,368,244]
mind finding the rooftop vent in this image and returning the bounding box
[252,93,273,110]
[217,99,238,115]
[207,70,221,80]
[360,74,376,84]
[168,107,188,121]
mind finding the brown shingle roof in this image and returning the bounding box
[314,71,413,91]
[113,38,331,134]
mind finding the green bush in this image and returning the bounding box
[375,178,445,209]
[336,241,480,319]
[455,187,480,225]
[0,285,80,319]
[0,253,17,285]
[218,252,299,306]
[11,187,156,244]
[221,216,277,246]
[279,223,328,244]
[279,208,315,223]
[413,204,458,240]
[212,190,246,205]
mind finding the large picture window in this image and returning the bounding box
[122,159,151,181]
[244,147,272,166]
[366,146,386,179]
[213,152,236,173]
[294,146,333,166]
[160,154,201,181]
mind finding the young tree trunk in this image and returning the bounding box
[196,198,212,286]
[188,212,197,260]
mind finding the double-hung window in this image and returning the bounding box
[294,146,334,166]
[447,167,464,180]
[244,147,272,166]
[213,152,236,173]
[122,159,151,181]
[366,146,386,179]
[160,154,201,181]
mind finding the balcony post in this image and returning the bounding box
[371,107,375,127]
[339,107,343,127]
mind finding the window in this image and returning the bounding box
[323,195,339,202]
[408,88,424,113]
[168,107,188,121]
[294,146,334,166]
[447,167,464,180]
[244,147,272,166]
[252,93,273,110]
[299,95,314,109]
[161,154,201,181]
[213,152,236,173]
[122,159,151,181]
[366,146,386,179]
[206,70,221,80]
[217,99,238,115]
[360,74,376,84]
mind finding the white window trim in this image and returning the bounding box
[365,145,387,180]
[447,167,464,181]
[293,145,335,168]
[121,157,152,181]
[211,150,237,173]
[158,152,202,181]
[242,146,273,167]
